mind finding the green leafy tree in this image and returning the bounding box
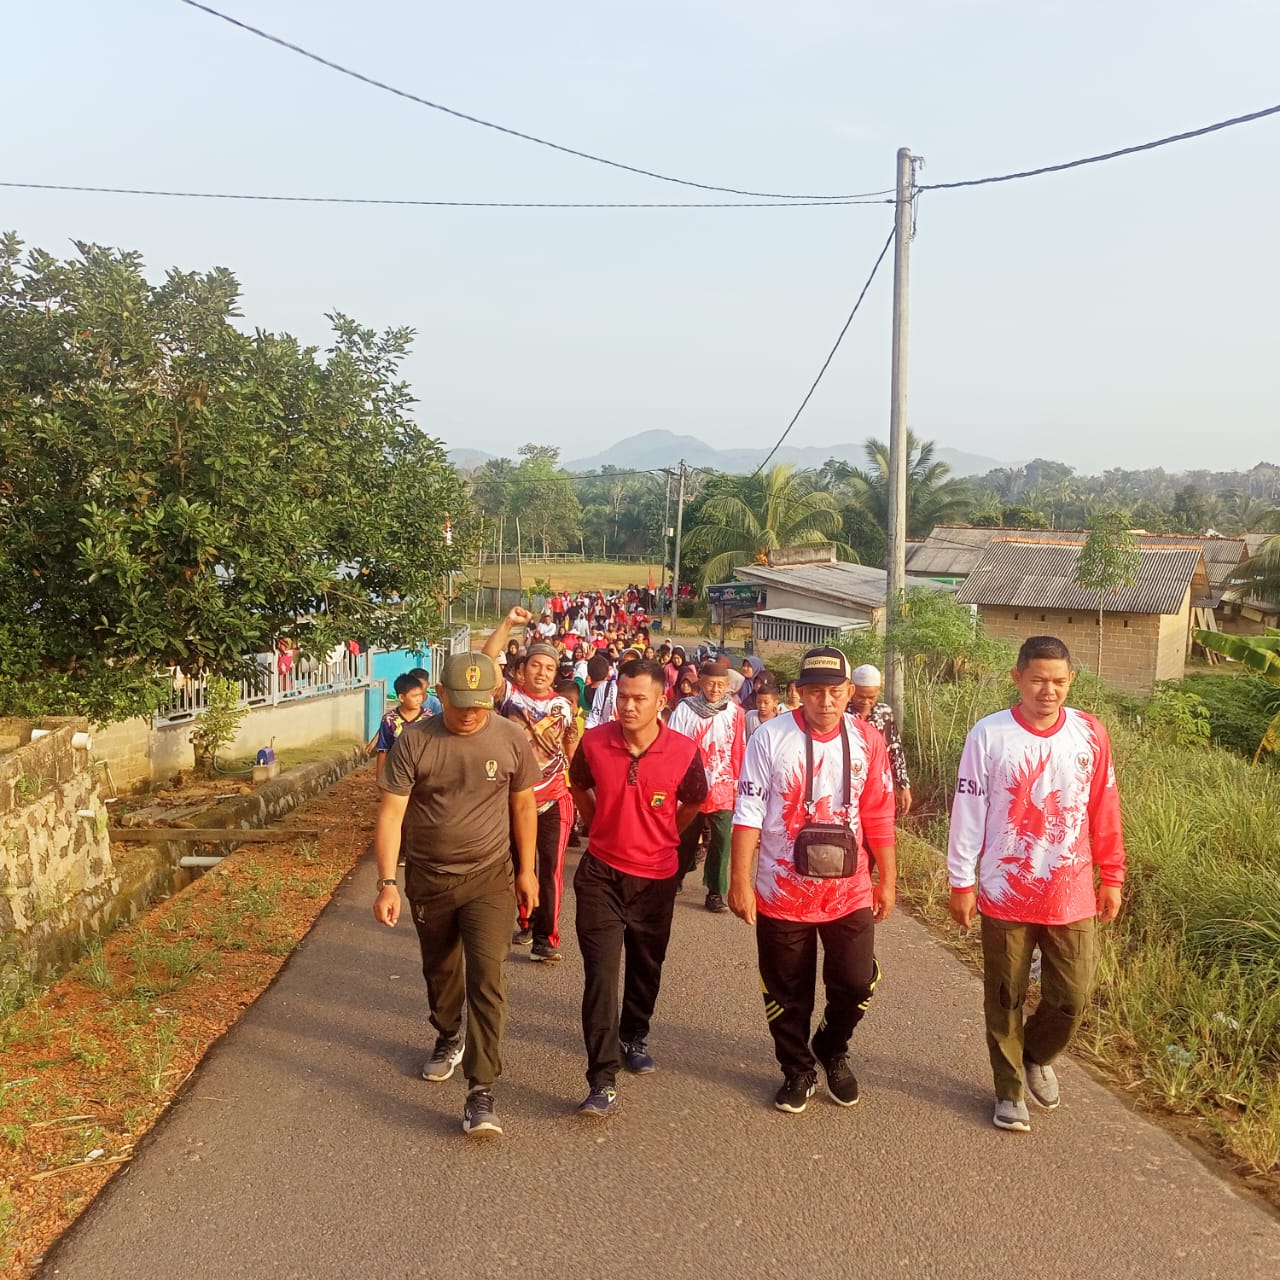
[682,465,850,587]
[1194,629,1280,761]
[0,234,469,722]
[1075,511,1142,679]
[509,445,582,555]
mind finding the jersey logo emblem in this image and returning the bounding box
[485,759,498,780]
[466,664,482,689]
[1075,753,1091,774]
[650,791,667,807]
[851,761,864,777]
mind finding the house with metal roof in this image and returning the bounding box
[733,544,953,659]
[954,541,1209,695]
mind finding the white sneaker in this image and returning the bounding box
[993,1098,1031,1132]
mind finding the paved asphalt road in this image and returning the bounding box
[40,846,1280,1280]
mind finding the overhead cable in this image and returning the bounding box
[750,227,895,478]
[0,180,892,210]
[919,101,1280,191]
[178,0,892,203]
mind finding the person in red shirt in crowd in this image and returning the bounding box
[568,658,708,1117]
[484,607,580,962]
[947,634,1125,1134]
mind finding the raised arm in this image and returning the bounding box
[483,606,533,661]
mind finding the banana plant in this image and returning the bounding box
[1195,628,1280,762]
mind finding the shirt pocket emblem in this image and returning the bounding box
[485,759,498,780]
[650,791,668,808]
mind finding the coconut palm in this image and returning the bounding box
[1233,530,1280,605]
[825,432,973,539]
[683,465,852,587]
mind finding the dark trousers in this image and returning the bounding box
[756,907,879,1076]
[981,915,1097,1102]
[408,856,513,1089]
[574,851,679,1087]
[677,808,733,895]
[514,795,573,947]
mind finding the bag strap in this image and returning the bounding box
[803,717,852,817]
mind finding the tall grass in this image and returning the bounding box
[898,653,1280,1176]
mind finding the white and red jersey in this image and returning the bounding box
[667,698,745,812]
[733,710,895,923]
[499,686,577,806]
[947,706,1126,926]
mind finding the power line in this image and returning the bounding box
[178,0,893,203]
[0,180,893,210]
[750,226,895,478]
[919,101,1280,191]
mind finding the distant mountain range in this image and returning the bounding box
[447,430,1006,478]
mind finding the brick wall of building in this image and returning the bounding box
[977,600,1188,697]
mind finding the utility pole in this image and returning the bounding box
[670,460,687,636]
[496,513,505,612]
[660,468,672,600]
[884,147,916,726]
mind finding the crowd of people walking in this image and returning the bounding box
[369,589,1125,1140]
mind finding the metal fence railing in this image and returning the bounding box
[154,649,372,727]
[428,624,472,682]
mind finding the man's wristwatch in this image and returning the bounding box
[375,878,398,891]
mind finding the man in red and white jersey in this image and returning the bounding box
[947,634,1125,1134]
[484,608,580,962]
[729,647,897,1114]
[667,660,745,913]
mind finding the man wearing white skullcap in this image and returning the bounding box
[848,665,912,816]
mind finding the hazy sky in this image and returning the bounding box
[6,1,1278,474]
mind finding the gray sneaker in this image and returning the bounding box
[993,1098,1031,1132]
[462,1087,502,1136]
[1025,1060,1060,1109]
[422,1032,464,1082]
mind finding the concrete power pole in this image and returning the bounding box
[884,147,916,726]
[670,460,687,636]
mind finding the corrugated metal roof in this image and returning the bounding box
[907,525,1247,590]
[955,543,1203,615]
[755,607,871,629]
[735,561,954,609]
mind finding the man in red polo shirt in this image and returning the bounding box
[568,658,708,1117]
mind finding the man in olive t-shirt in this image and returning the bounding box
[374,651,539,1138]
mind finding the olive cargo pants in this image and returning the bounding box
[980,914,1097,1103]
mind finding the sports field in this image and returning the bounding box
[469,559,662,593]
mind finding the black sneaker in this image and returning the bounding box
[774,1070,818,1113]
[421,1032,464,1082]
[462,1087,502,1136]
[511,926,533,947]
[530,940,562,963]
[621,1039,656,1074]
[818,1054,860,1107]
[576,1084,618,1118]
[704,892,729,914]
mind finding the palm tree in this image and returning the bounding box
[1233,530,1280,605]
[683,465,851,587]
[826,432,973,539]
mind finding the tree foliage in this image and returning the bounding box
[681,465,849,587]
[823,432,973,541]
[0,234,469,722]
[1193,629,1280,761]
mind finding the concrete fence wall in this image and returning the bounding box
[93,687,367,790]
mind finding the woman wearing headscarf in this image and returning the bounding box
[665,645,686,694]
[737,656,765,712]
